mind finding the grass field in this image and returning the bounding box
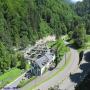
[0,68,22,89]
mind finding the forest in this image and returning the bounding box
[0,0,89,78]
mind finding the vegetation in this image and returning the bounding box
[0,0,77,75]
[68,24,86,48]
[46,41,55,48]
[86,35,90,49]
[17,76,36,88]
[52,39,69,66]
[29,52,71,90]
[0,0,90,89]
[73,0,90,34]
[0,68,22,89]
[0,43,26,88]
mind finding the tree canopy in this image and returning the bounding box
[0,0,89,74]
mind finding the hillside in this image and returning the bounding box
[0,0,77,48]
[0,0,78,75]
[0,0,89,88]
[73,0,90,34]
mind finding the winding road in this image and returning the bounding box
[34,47,79,90]
[59,49,90,90]
[3,41,79,90]
[18,44,79,90]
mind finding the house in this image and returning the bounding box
[31,51,55,76]
[24,42,55,76]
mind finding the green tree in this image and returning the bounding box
[73,24,86,47]
[19,55,26,69]
[10,54,17,68]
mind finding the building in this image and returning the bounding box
[24,42,55,76]
[31,51,55,76]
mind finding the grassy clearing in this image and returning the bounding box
[0,68,22,89]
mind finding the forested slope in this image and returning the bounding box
[0,0,79,73]
[73,0,90,34]
[0,0,77,48]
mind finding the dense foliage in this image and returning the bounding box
[0,0,76,48]
[53,39,68,66]
[73,0,90,34]
[0,0,89,76]
[0,0,77,73]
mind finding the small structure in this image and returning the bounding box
[31,50,55,76]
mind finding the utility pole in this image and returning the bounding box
[65,53,66,65]
[65,47,67,65]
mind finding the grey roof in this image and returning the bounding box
[35,52,54,68]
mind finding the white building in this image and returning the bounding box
[31,51,55,76]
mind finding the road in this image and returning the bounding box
[17,51,70,90]
[3,39,89,90]
[3,42,79,90]
[34,48,79,90]
[59,49,90,90]
[17,46,79,90]
[3,35,56,90]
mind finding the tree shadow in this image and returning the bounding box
[70,62,90,90]
[64,40,80,49]
[70,73,83,84]
[79,51,84,64]
[67,44,76,49]
[68,49,90,90]
[66,38,71,42]
[80,63,90,72]
[84,52,90,62]
[70,63,90,84]
[67,43,80,49]
[75,72,90,90]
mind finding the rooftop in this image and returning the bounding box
[35,51,55,68]
[24,43,49,60]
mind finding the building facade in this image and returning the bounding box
[31,51,55,76]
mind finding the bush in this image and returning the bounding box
[17,76,36,88]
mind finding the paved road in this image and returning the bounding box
[3,41,79,90]
[18,50,70,90]
[59,49,90,90]
[2,36,56,90]
[17,46,79,90]
[34,48,79,90]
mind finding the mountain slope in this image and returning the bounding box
[0,0,77,48]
